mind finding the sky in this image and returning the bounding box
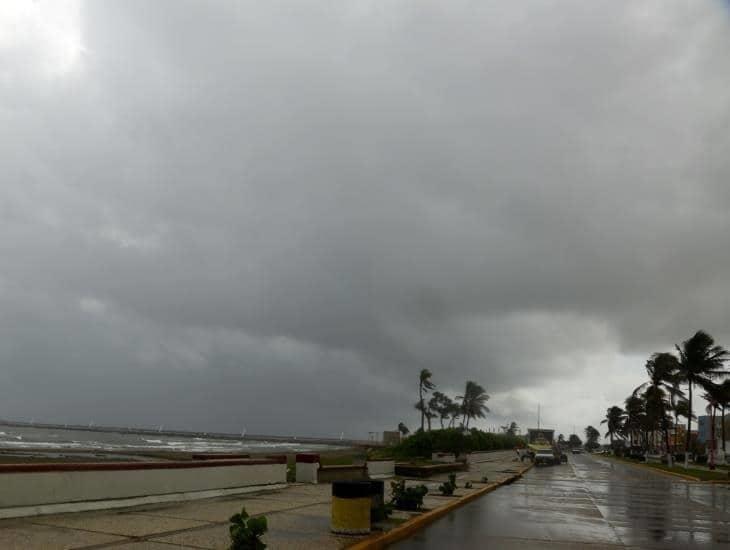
[1,0,730,439]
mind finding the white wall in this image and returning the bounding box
[0,461,286,515]
[366,460,394,478]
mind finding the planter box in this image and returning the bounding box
[366,460,395,478]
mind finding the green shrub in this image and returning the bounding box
[464,481,473,489]
[390,479,428,511]
[438,473,458,496]
[390,428,522,459]
[229,507,267,550]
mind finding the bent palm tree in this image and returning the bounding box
[601,406,626,447]
[676,331,730,466]
[458,381,490,429]
[634,352,683,457]
[417,369,436,432]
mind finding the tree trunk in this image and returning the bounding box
[419,384,424,432]
[710,405,716,470]
[720,405,727,462]
[685,381,692,469]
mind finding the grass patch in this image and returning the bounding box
[608,455,730,481]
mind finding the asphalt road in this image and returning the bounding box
[394,453,730,549]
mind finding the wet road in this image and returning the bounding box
[394,453,730,549]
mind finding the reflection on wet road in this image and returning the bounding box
[394,453,730,549]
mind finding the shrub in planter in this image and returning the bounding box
[390,479,428,511]
[438,473,458,496]
[229,507,267,550]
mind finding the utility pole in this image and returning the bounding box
[538,404,541,430]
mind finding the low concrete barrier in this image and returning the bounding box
[366,460,395,478]
[0,459,286,518]
[296,453,320,484]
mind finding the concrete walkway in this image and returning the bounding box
[0,450,521,549]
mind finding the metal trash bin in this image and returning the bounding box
[331,481,371,535]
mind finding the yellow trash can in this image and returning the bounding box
[331,481,372,535]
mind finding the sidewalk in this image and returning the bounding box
[0,450,523,549]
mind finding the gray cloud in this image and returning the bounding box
[1,0,729,437]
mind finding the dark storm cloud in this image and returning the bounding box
[1,0,730,436]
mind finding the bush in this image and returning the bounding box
[229,507,267,550]
[390,479,428,511]
[438,473,458,496]
[389,428,522,459]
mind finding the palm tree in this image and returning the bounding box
[623,394,646,448]
[676,331,730,466]
[429,392,455,429]
[417,369,436,431]
[634,353,683,459]
[601,406,626,448]
[447,401,462,428]
[397,422,410,437]
[457,381,490,430]
[703,385,721,469]
[643,385,672,457]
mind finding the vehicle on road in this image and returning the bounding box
[534,449,557,466]
[571,448,582,454]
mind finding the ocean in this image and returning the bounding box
[0,425,340,455]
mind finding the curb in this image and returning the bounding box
[348,464,532,550]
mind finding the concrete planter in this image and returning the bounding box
[366,460,395,478]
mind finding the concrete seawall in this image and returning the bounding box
[0,458,287,518]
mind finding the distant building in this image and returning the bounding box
[697,415,730,445]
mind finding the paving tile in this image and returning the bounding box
[152,524,228,549]
[138,496,320,522]
[0,522,126,550]
[32,512,209,537]
[105,542,200,549]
